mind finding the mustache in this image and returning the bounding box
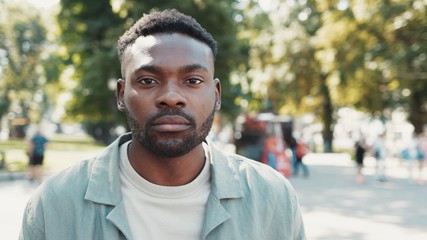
[147,109,196,126]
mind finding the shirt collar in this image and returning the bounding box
[206,138,244,199]
[84,133,132,205]
[84,133,243,205]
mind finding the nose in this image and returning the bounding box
[155,83,187,109]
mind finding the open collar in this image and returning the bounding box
[206,138,244,200]
[84,134,243,205]
[84,133,132,205]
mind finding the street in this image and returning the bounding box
[1,153,426,240]
[290,154,427,239]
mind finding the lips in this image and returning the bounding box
[151,115,191,132]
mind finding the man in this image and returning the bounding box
[27,129,48,182]
[354,136,368,184]
[20,9,305,239]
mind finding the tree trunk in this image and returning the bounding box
[320,73,334,152]
[409,90,425,134]
[0,87,11,136]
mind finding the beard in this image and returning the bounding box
[125,107,215,158]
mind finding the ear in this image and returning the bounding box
[214,78,221,111]
[116,78,126,112]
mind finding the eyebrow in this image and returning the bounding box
[133,63,209,75]
[134,64,161,74]
[179,64,208,73]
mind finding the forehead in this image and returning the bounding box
[122,33,214,77]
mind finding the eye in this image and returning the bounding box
[185,78,203,85]
[138,77,157,85]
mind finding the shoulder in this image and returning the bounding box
[211,145,296,200]
[214,150,304,234]
[22,158,96,234]
[35,158,95,201]
[233,153,293,189]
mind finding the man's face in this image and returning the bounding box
[117,33,221,158]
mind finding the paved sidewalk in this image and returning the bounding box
[1,153,426,239]
[290,153,427,240]
[0,180,36,240]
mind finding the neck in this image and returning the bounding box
[127,140,206,186]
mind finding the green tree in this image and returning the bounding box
[240,0,427,152]
[334,0,427,133]
[0,1,50,138]
[383,0,427,133]
[241,0,337,152]
[58,0,124,143]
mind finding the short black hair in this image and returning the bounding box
[117,9,217,63]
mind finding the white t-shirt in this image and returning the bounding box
[119,141,211,239]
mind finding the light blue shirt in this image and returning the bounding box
[20,133,305,239]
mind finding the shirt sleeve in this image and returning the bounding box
[292,192,306,240]
[19,189,46,240]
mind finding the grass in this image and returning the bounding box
[0,134,106,172]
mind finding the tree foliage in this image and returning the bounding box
[0,1,52,137]
[240,0,427,151]
[240,0,336,151]
[332,0,427,132]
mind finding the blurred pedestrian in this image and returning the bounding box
[400,132,420,183]
[372,133,388,182]
[27,129,48,182]
[283,134,308,178]
[283,132,297,173]
[294,138,310,178]
[20,9,305,240]
[416,132,427,185]
[354,136,368,184]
